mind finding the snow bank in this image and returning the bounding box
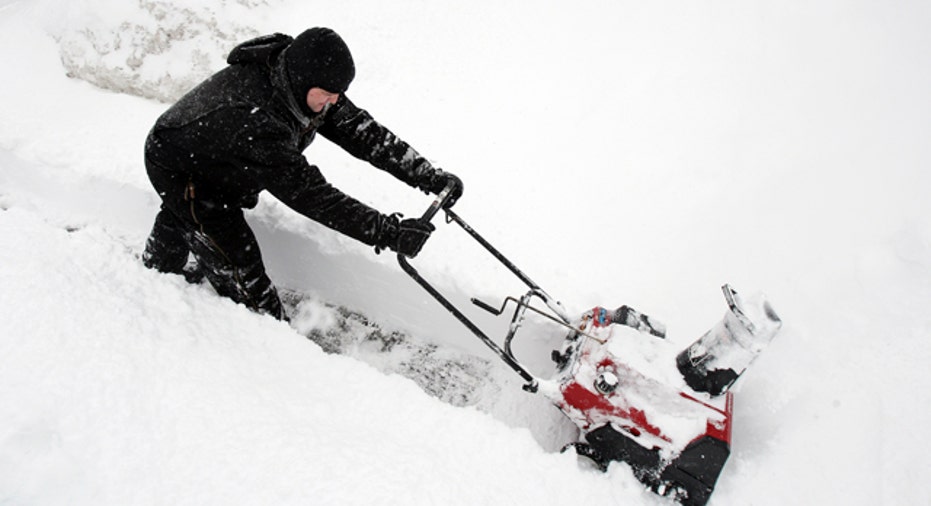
[0,205,656,505]
[51,0,263,103]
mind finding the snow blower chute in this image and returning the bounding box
[399,184,782,506]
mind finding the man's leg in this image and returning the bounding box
[143,151,193,275]
[142,204,190,274]
[143,150,284,320]
[186,200,286,321]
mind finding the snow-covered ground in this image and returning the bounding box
[1,0,929,504]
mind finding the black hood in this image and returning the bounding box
[228,29,355,119]
[227,33,293,67]
[283,27,355,96]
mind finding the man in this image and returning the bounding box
[141,27,462,320]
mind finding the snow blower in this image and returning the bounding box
[399,184,782,506]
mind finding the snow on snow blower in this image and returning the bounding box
[400,184,782,506]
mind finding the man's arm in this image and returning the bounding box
[318,96,440,192]
[232,113,434,256]
[229,113,385,245]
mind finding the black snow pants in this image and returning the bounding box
[141,144,285,320]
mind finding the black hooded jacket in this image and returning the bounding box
[146,33,437,247]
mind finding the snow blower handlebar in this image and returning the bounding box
[416,180,455,222]
[397,182,572,392]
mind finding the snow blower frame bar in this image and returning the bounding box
[397,184,575,392]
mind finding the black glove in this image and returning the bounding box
[375,215,436,258]
[424,169,464,209]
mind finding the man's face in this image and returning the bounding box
[306,87,340,113]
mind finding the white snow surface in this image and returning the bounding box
[2,0,931,504]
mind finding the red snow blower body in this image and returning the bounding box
[400,186,782,506]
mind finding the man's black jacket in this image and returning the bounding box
[146,33,437,247]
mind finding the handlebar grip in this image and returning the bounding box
[419,181,457,222]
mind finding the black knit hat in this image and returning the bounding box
[284,27,355,102]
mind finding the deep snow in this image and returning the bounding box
[1,0,930,504]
